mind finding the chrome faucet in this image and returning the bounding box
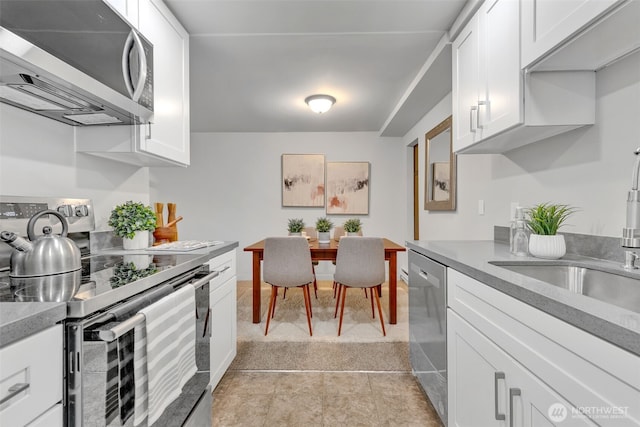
[622,148,640,269]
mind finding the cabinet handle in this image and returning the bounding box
[509,387,521,427]
[494,372,506,421]
[0,383,30,405]
[146,122,152,140]
[215,265,231,275]
[469,106,478,132]
[477,100,487,129]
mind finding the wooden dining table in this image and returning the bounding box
[243,238,406,324]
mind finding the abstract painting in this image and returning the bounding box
[281,154,325,207]
[431,162,450,202]
[326,162,369,215]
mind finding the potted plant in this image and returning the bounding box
[526,203,576,259]
[315,217,333,243]
[287,218,305,236]
[108,201,157,250]
[343,218,362,236]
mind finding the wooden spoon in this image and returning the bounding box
[164,216,183,228]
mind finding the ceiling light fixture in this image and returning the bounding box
[305,94,336,114]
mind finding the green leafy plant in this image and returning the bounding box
[343,218,362,233]
[526,203,576,235]
[315,217,333,233]
[108,201,157,239]
[287,218,305,233]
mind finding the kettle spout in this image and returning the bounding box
[0,231,33,252]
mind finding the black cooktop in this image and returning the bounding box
[0,253,203,303]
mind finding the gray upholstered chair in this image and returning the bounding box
[263,237,315,336]
[333,237,386,336]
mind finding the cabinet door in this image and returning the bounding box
[452,15,481,152]
[448,310,506,427]
[210,275,237,388]
[138,0,190,166]
[480,0,522,138]
[521,0,621,68]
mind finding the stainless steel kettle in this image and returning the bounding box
[0,209,81,277]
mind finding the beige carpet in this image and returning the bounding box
[236,280,409,343]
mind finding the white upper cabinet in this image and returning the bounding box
[452,0,596,154]
[76,0,190,167]
[521,0,634,70]
[137,0,190,166]
[452,0,521,152]
[452,14,481,150]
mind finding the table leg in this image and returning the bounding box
[389,252,397,324]
[252,252,262,323]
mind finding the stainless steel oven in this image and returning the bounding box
[65,264,215,427]
[0,196,216,427]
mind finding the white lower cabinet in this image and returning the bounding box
[207,249,237,388]
[447,268,640,427]
[449,311,595,427]
[0,325,63,427]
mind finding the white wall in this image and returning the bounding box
[149,132,405,280]
[403,51,640,241]
[0,104,151,229]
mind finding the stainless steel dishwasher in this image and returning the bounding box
[408,249,447,425]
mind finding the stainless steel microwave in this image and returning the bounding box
[0,0,153,126]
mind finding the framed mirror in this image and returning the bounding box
[425,115,456,211]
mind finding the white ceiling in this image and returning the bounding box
[164,0,467,134]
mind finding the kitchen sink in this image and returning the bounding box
[489,261,640,314]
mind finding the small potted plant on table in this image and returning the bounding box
[287,218,305,236]
[343,218,362,236]
[108,201,157,250]
[526,203,576,259]
[316,217,333,243]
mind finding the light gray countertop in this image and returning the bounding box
[406,240,640,356]
[0,241,238,348]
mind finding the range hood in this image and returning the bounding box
[0,0,153,127]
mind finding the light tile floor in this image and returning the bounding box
[212,371,444,426]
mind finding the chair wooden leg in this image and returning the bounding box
[333,281,338,298]
[283,287,287,299]
[305,283,313,318]
[338,286,348,336]
[364,288,368,299]
[272,286,278,319]
[312,264,318,299]
[265,286,277,336]
[373,289,386,337]
[334,284,343,318]
[302,284,313,336]
[370,288,375,319]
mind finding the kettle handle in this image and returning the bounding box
[27,210,69,240]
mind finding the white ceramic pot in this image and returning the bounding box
[528,234,566,259]
[289,232,302,236]
[318,231,331,243]
[346,232,360,237]
[123,230,150,250]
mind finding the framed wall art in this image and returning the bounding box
[281,154,325,207]
[326,161,369,215]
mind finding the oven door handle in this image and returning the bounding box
[97,270,219,342]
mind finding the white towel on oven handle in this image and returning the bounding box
[138,284,197,426]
